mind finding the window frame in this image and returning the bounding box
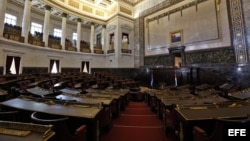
[53,28,62,38]
[4,13,17,25]
[30,22,43,35]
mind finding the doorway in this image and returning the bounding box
[168,46,186,67]
[174,53,182,68]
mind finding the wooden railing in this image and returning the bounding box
[107,49,115,54]
[48,35,62,50]
[80,40,91,53]
[65,39,76,51]
[121,49,132,53]
[3,24,24,43]
[28,32,45,47]
[94,45,104,54]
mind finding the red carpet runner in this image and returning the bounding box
[101,102,175,141]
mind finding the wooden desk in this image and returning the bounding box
[175,101,250,121]
[161,95,229,107]
[58,88,128,117]
[174,101,250,141]
[26,87,55,97]
[0,120,54,141]
[91,89,129,97]
[87,88,129,115]
[87,88,129,100]
[56,94,113,106]
[0,79,20,91]
[89,93,119,99]
[0,78,35,91]
[1,96,101,119]
[99,89,129,110]
[27,79,57,88]
[228,90,250,100]
[146,88,194,117]
[60,88,81,95]
[145,88,191,101]
[1,96,102,141]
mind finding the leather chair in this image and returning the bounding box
[193,117,250,141]
[31,112,87,141]
[150,96,158,111]
[164,109,180,140]
[111,100,119,118]
[136,92,144,102]
[99,107,112,131]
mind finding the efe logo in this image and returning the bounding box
[228,129,246,136]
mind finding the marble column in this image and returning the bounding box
[61,13,67,50]
[43,5,51,47]
[102,25,106,52]
[90,23,95,53]
[77,18,82,52]
[0,0,7,38]
[22,0,32,43]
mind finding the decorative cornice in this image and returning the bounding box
[107,25,116,32]
[147,0,208,23]
[119,0,145,6]
[3,48,25,55]
[121,24,133,31]
[47,55,63,59]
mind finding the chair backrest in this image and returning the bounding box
[31,112,68,123]
[99,107,111,130]
[31,112,71,141]
[165,109,179,130]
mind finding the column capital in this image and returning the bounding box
[90,22,95,26]
[102,25,106,28]
[61,13,67,18]
[77,18,82,22]
[44,5,51,11]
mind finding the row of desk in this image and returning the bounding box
[0,86,129,141]
[143,85,250,141]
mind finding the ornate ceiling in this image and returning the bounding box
[80,0,145,7]
[11,0,145,25]
[33,0,145,9]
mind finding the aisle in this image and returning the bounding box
[101,102,176,141]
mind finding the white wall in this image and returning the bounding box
[0,0,109,74]
[144,0,231,56]
[0,39,106,74]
